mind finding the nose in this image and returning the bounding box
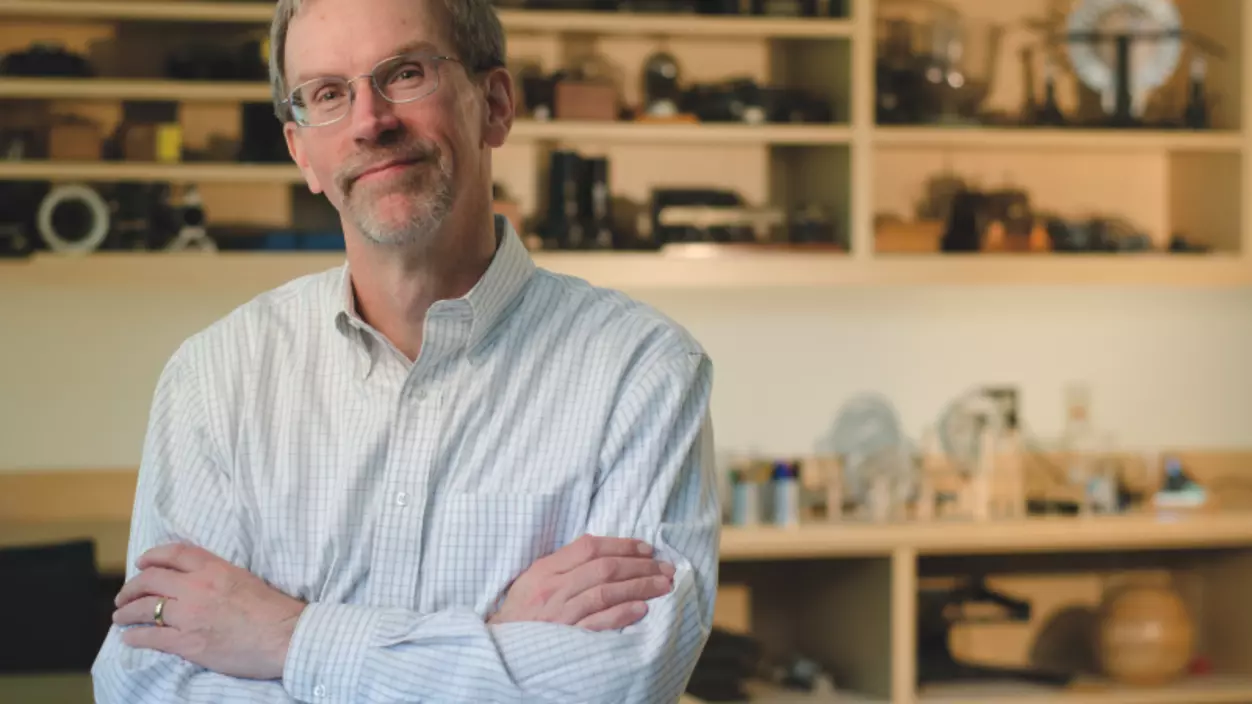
[347,78,402,143]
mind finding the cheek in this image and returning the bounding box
[303,146,346,203]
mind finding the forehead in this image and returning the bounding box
[285,0,449,80]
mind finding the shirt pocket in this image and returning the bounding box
[419,492,568,615]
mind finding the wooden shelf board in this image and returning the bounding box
[0,1,854,37]
[0,0,274,22]
[497,10,853,38]
[719,512,1252,561]
[685,681,882,703]
[511,120,852,145]
[918,675,1252,703]
[4,250,1250,289]
[0,160,303,183]
[0,89,846,142]
[874,126,1245,152]
[843,254,1252,287]
[0,77,273,101]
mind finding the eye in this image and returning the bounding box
[388,63,426,85]
[314,84,344,103]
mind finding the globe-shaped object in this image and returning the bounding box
[1097,584,1194,686]
[823,393,915,508]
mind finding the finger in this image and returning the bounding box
[122,622,186,654]
[561,575,673,625]
[114,567,185,608]
[137,543,214,573]
[555,557,675,603]
[533,535,655,575]
[113,595,177,628]
[576,601,649,632]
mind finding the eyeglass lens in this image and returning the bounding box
[291,54,440,126]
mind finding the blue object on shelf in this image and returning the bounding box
[260,230,345,251]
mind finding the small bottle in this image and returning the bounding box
[730,470,760,526]
[1062,383,1098,515]
[772,462,800,527]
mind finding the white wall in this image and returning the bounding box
[3,276,1251,471]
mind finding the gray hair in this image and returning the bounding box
[268,0,507,121]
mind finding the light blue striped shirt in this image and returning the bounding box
[91,215,720,703]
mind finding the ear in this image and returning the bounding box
[480,67,515,149]
[284,121,324,194]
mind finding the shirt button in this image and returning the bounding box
[396,491,410,507]
[415,389,428,401]
[313,684,327,697]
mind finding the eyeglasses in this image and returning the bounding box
[283,52,461,128]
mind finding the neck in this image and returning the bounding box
[345,211,498,361]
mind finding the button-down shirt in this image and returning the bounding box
[91,216,719,703]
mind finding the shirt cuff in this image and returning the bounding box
[282,602,383,704]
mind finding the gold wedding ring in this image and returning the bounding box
[153,596,168,627]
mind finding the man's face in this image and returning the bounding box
[282,0,484,249]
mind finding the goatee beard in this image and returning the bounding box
[336,144,455,250]
[349,164,454,249]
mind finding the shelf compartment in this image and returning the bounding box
[915,548,1252,704]
[0,1,854,38]
[714,558,896,704]
[872,144,1245,256]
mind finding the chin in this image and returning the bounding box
[345,169,454,249]
[352,192,452,248]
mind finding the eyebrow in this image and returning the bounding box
[290,40,443,87]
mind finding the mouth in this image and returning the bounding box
[354,157,422,184]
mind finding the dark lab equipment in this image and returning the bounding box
[918,575,1074,687]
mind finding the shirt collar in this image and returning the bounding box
[330,214,536,357]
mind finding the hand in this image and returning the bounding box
[488,534,675,631]
[111,543,306,681]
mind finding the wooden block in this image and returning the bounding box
[875,219,943,253]
[48,122,102,161]
[554,81,618,122]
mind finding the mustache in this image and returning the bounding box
[336,143,438,194]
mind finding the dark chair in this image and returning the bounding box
[0,540,114,673]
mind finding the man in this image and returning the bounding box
[89,0,719,701]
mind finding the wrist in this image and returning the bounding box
[282,602,382,704]
[271,601,307,678]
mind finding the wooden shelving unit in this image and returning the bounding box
[4,5,1252,704]
[2,0,1248,286]
[5,465,1252,704]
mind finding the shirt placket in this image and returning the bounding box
[373,312,468,608]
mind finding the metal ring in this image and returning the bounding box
[153,596,168,627]
[36,183,110,254]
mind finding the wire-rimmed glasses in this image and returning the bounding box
[283,52,461,128]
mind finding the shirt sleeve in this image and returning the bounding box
[281,345,720,704]
[91,343,291,704]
